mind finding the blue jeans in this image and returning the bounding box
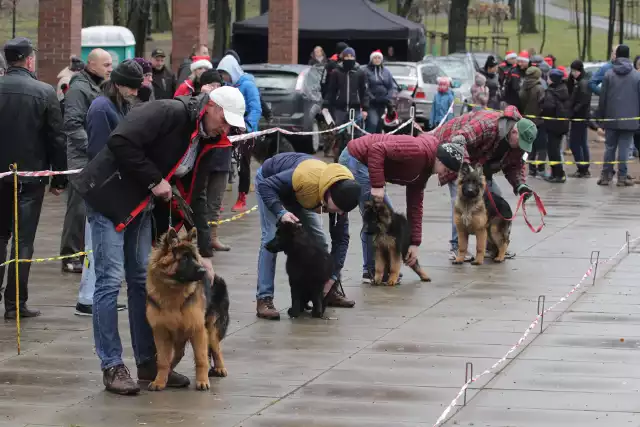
[88,208,155,370]
[448,179,502,250]
[569,122,590,172]
[339,147,393,274]
[603,129,634,177]
[255,167,329,300]
[77,219,95,305]
[365,105,385,134]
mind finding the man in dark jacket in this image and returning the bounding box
[503,51,529,109]
[149,48,176,100]
[320,41,349,99]
[364,50,396,133]
[61,48,112,273]
[0,37,67,319]
[177,43,209,85]
[519,66,547,176]
[541,69,571,183]
[597,45,640,186]
[568,59,592,178]
[72,86,246,394]
[498,50,516,88]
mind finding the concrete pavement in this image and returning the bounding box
[0,171,639,426]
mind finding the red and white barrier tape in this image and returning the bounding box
[432,235,640,426]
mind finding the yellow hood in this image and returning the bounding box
[292,160,354,209]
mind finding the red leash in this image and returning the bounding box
[485,186,547,233]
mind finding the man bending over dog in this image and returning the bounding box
[431,105,537,260]
[255,152,361,320]
[73,86,246,395]
[338,133,448,283]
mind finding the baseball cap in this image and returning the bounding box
[209,86,246,130]
[151,48,166,58]
[516,118,537,152]
[3,37,36,62]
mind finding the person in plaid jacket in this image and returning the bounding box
[431,105,538,259]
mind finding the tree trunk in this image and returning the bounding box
[208,0,215,23]
[520,0,537,33]
[235,0,245,21]
[113,0,123,26]
[83,0,105,26]
[213,0,230,57]
[587,0,592,59]
[508,0,516,20]
[540,0,547,52]
[619,0,624,44]
[127,0,152,57]
[399,0,414,17]
[260,0,268,14]
[154,0,171,32]
[574,0,581,58]
[448,0,469,53]
[388,0,398,14]
[607,0,616,59]
[582,0,587,58]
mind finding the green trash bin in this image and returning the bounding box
[81,26,135,66]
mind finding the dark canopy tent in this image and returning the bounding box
[232,0,426,64]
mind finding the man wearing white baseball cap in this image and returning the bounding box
[72,86,246,395]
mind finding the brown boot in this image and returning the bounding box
[210,225,230,251]
[103,364,140,395]
[256,297,280,320]
[325,280,355,308]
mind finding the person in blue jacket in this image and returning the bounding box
[430,77,455,129]
[589,45,617,95]
[254,152,361,320]
[364,50,396,133]
[217,53,262,212]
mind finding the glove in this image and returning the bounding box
[516,183,534,202]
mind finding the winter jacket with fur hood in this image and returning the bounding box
[519,66,545,125]
[598,57,640,131]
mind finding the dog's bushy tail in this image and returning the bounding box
[209,274,230,340]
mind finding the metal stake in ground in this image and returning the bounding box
[626,231,631,254]
[590,250,600,285]
[349,108,356,141]
[463,362,473,405]
[537,295,546,333]
[10,163,20,354]
[410,106,416,137]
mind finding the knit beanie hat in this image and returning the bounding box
[505,50,517,60]
[336,42,349,55]
[525,66,541,79]
[437,76,451,93]
[485,55,499,68]
[474,72,486,87]
[133,57,152,74]
[200,69,224,87]
[342,47,356,58]
[110,59,144,89]
[570,59,584,73]
[436,142,466,172]
[616,44,630,59]
[517,50,529,62]
[516,118,537,152]
[70,55,85,72]
[549,68,564,84]
[370,50,383,62]
[544,56,554,67]
[191,55,213,72]
[329,179,361,213]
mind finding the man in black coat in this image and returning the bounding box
[0,37,67,319]
[149,48,176,100]
[568,59,593,178]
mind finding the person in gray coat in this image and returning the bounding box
[597,44,640,187]
[61,48,113,272]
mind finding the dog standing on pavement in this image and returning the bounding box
[362,201,431,286]
[453,163,512,265]
[265,221,332,318]
[146,228,230,392]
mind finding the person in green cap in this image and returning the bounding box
[431,105,537,260]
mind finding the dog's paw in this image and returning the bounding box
[452,259,464,265]
[420,276,432,282]
[493,257,505,263]
[471,259,484,266]
[386,278,398,287]
[287,307,301,318]
[148,381,166,391]
[208,367,228,377]
[195,379,211,390]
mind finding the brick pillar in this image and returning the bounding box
[37,0,83,86]
[172,0,208,74]
[268,0,299,64]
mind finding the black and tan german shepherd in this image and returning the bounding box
[362,201,431,286]
[146,228,230,391]
[453,163,512,265]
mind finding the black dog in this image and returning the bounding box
[264,222,333,318]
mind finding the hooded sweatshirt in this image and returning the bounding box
[597,57,640,131]
[541,78,571,135]
[519,66,545,125]
[217,54,262,132]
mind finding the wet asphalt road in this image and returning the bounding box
[1,171,640,427]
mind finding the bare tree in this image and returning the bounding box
[83,0,105,27]
[127,0,152,57]
[540,0,547,52]
[448,0,470,53]
[213,0,231,57]
[574,0,581,58]
[520,0,538,33]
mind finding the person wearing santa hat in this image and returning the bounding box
[173,55,212,97]
[499,50,517,87]
[503,50,529,109]
[364,50,396,133]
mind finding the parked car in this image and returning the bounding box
[242,63,324,153]
[583,61,608,113]
[469,52,503,70]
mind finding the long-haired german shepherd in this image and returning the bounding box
[265,221,332,318]
[146,228,230,391]
[362,201,431,286]
[453,163,512,265]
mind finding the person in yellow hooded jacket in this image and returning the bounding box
[255,152,361,320]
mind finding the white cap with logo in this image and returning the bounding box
[209,86,246,130]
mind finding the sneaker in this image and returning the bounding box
[4,305,41,319]
[570,170,583,178]
[544,175,566,183]
[137,360,190,388]
[448,250,473,262]
[232,192,247,212]
[528,168,537,177]
[582,170,591,178]
[256,297,280,320]
[617,175,635,187]
[103,364,140,395]
[362,271,372,284]
[597,173,611,186]
[325,280,355,308]
[61,259,83,273]
[74,303,127,316]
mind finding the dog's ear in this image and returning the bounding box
[187,227,198,243]
[164,228,180,249]
[460,162,473,176]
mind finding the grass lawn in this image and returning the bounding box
[429,17,640,64]
[552,0,640,22]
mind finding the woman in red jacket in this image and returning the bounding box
[338,133,447,283]
[174,56,212,97]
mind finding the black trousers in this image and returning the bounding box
[0,181,45,310]
[59,184,85,258]
[547,132,566,178]
[238,151,251,194]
